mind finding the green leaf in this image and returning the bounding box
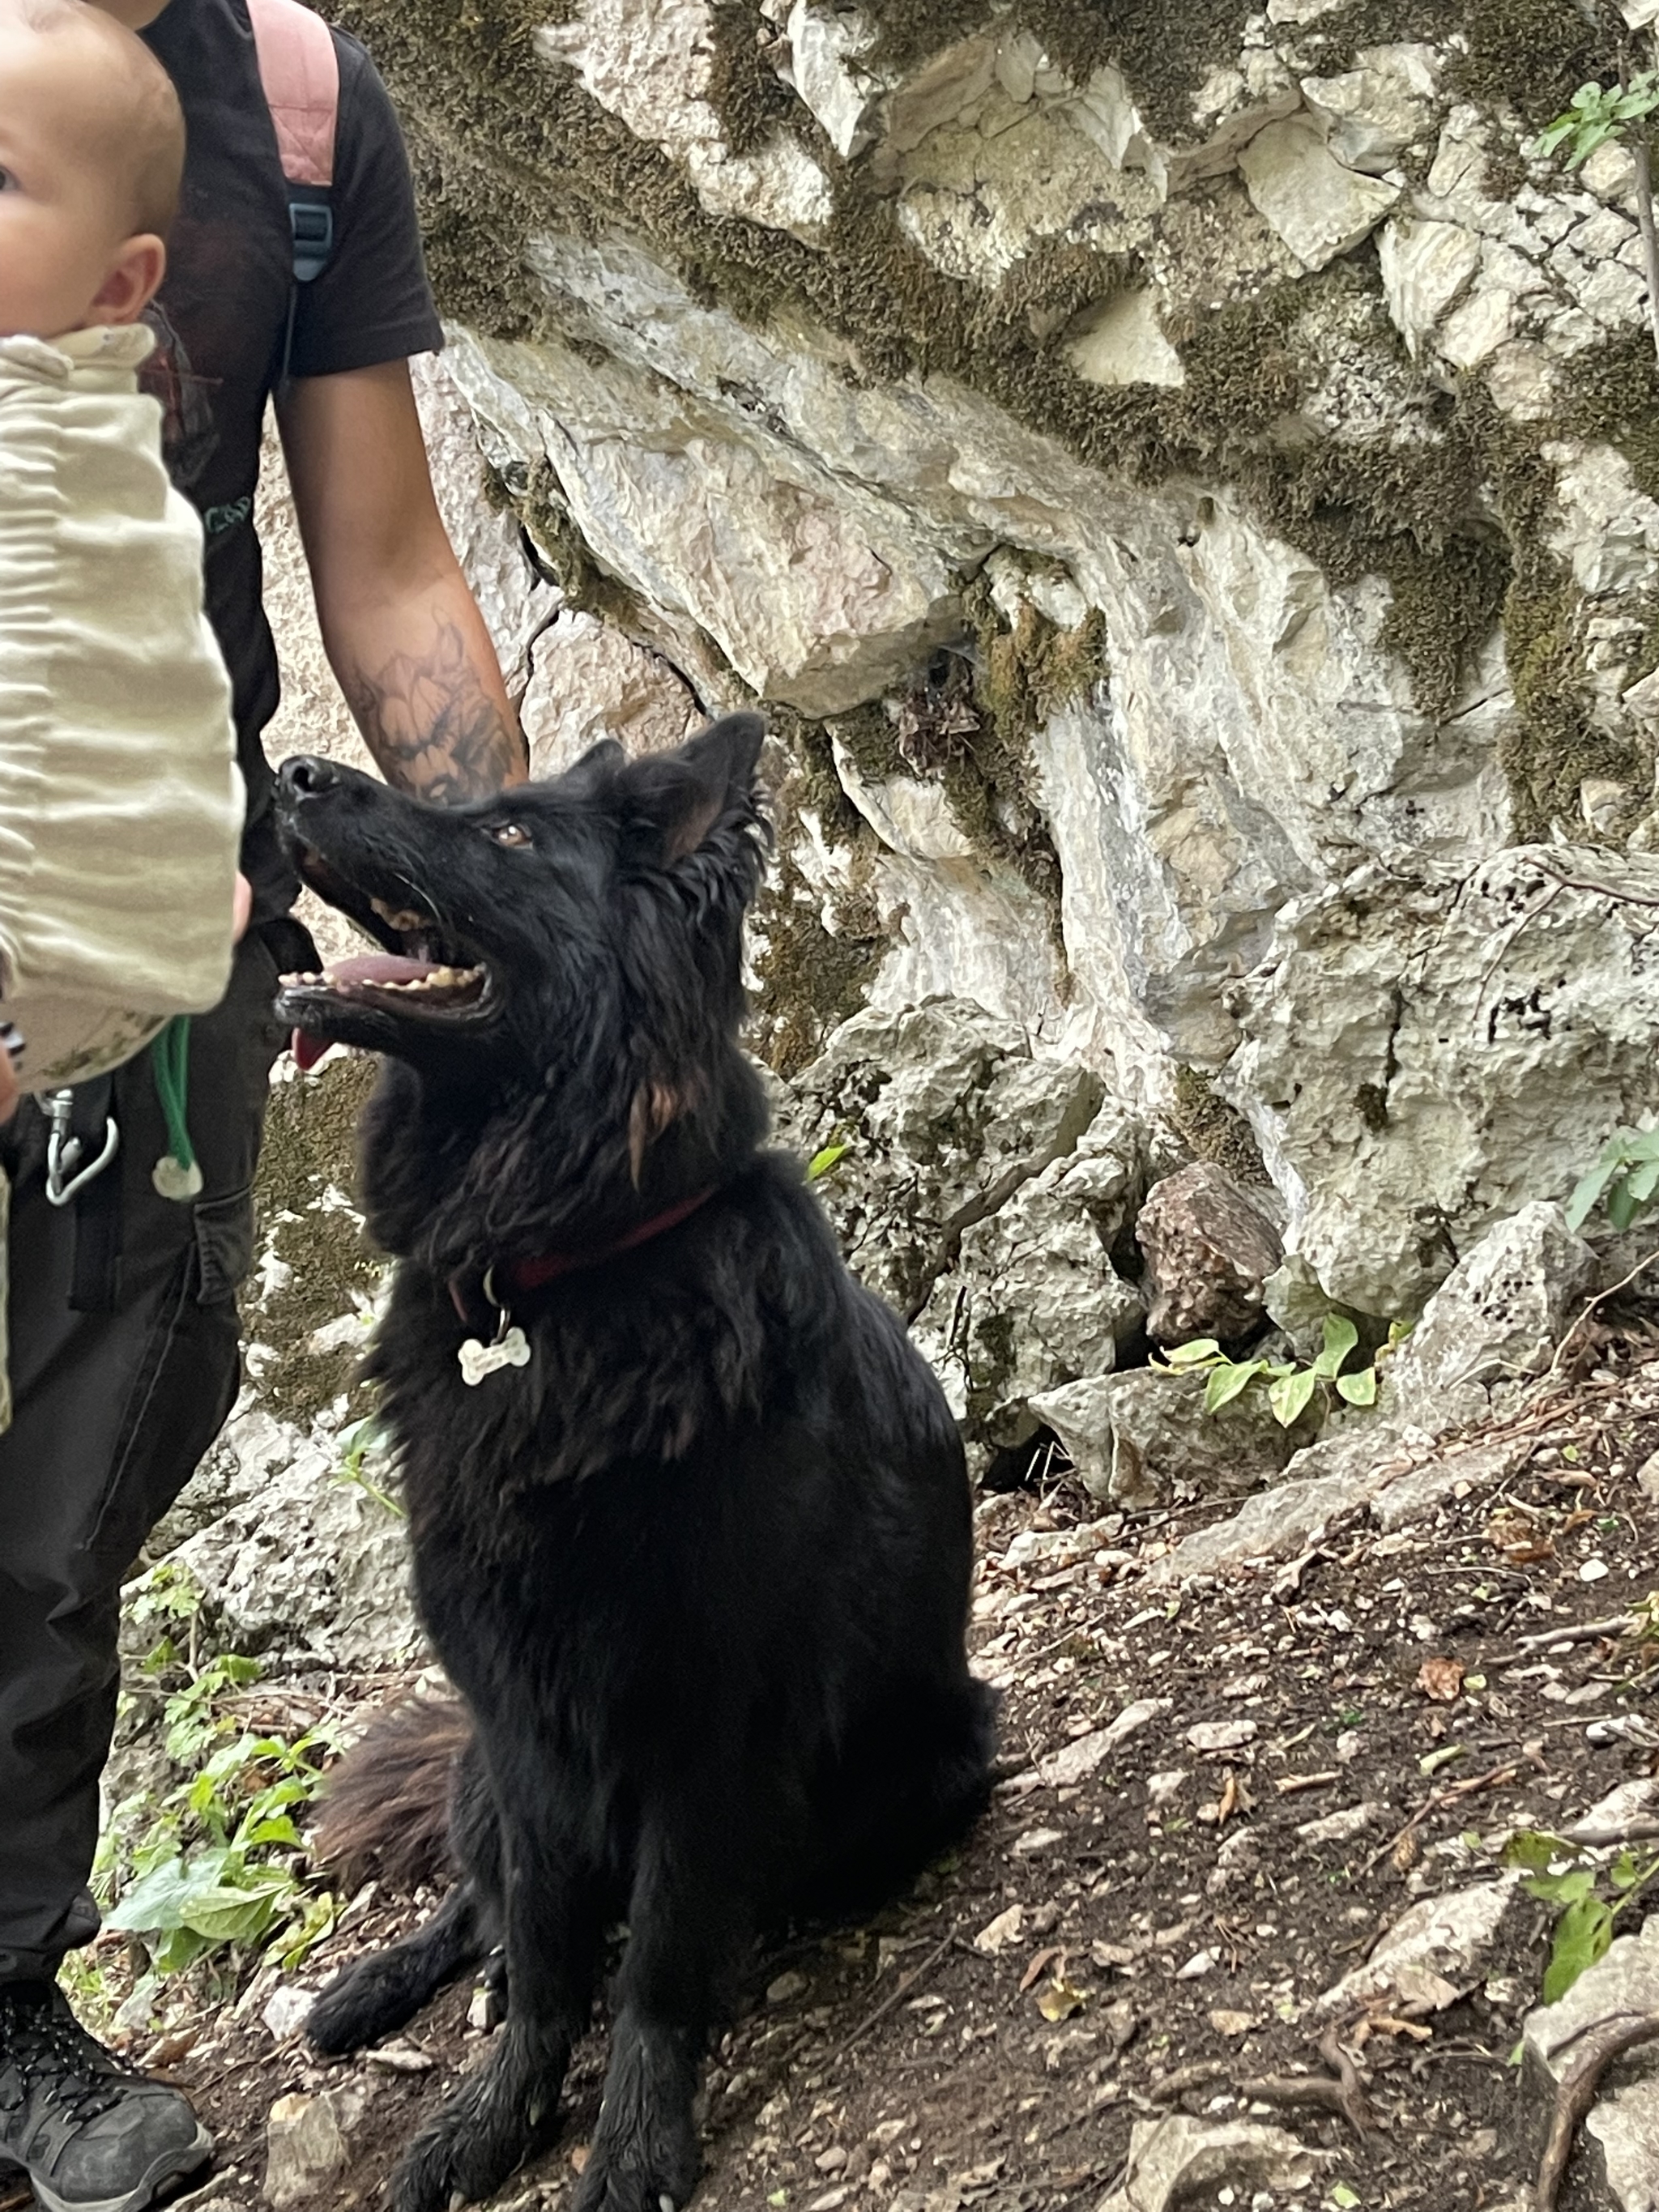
[1608,1174,1642,1232]
[1627,1156,1659,1206]
[1205,1360,1265,1412]
[806,1142,849,1183]
[1335,1367,1379,1406]
[1567,1162,1614,1230]
[1543,1894,1615,2004]
[1312,1314,1359,1380]
[105,1856,198,1936]
[1268,1366,1320,1428]
[1330,2189,1362,2210]
[180,1884,287,1944]
[1419,1744,1465,1778]
[1162,1337,1224,1370]
[1531,117,1578,156]
[1525,1866,1595,1907]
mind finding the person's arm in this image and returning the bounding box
[277,360,527,803]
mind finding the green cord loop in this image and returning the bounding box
[150,1016,198,1196]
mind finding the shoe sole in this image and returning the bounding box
[28,2123,214,2212]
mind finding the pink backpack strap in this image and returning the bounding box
[246,0,339,189]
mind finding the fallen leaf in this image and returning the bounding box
[1418,1743,1466,1778]
[1391,1829,1420,1873]
[1217,1769,1239,1826]
[1415,1656,1465,1703]
[1209,2008,1259,2036]
[1020,1945,1064,1993]
[974,1903,1024,1956]
[1035,1974,1090,2022]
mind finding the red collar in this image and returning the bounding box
[450,1187,717,1322]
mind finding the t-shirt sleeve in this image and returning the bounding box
[285,34,444,380]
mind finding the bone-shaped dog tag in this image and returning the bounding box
[458,1325,531,1386]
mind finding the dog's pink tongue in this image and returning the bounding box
[325,953,438,986]
[291,1028,329,1072]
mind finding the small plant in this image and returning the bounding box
[334,1412,403,1519]
[806,1137,851,1183]
[1504,1829,1659,2001]
[1530,53,1659,370]
[1566,1125,1659,1232]
[1156,1314,1408,1429]
[98,1593,341,1992]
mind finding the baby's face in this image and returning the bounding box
[0,20,147,339]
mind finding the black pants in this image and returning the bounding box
[0,931,288,1983]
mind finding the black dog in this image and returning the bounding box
[274,717,996,2212]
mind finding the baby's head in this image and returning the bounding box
[0,0,184,340]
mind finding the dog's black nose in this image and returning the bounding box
[280,755,339,799]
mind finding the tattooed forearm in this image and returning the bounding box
[344,618,527,803]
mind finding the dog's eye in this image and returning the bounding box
[486,823,532,849]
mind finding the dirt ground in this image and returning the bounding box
[15,1310,1659,2212]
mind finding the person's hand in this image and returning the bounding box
[233,872,253,944]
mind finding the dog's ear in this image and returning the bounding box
[560,738,627,788]
[624,713,766,865]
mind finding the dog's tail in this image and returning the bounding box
[309,1695,471,1893]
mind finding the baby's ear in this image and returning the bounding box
[89,235,168,327]
[623,714,766,864]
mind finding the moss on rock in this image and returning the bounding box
[1168,1063,1270,1187]
[245,1055,386,1426]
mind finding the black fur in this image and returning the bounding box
[275,720,996,2212]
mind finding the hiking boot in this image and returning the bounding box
[0,1980,211,2212]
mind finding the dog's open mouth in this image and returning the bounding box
[280,951,491,1015]
[278,854,498,1032]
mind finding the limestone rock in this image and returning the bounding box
[1379,217,1480,357]
[1136,1162,1285,1347]
[1224,849,1659,1315]
[1316,1879,1520,2016]
[1239,114,1402,271]
[1299,45,1440,175]
[1145,1421,1412,1585]
[130,1413,421,1673]
[1093,2116,1327,2212]
[1386,1202,1596,1426]
[262,2088,365,2210]
[445,325,961,717]
[1065,291,1185,390]
[536,0,833,239]
[520,611,701,777]
[1080,1366,1314,1510]
[914,1119,1146,1453]
[776,996,1109,1322]
[1026,1373,1119,1499]
[1523,1914,1659,2211]
[785,0,885,158]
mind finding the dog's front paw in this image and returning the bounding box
[571,2129,699,2212]
[391,2035,562,2212]
[306,1952,408,2055]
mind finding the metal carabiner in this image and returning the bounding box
[43,1088,120,1208]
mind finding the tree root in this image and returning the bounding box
[1535,2013,1659,2212]
[1238,2022,1371,2137]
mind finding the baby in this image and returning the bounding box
[0,0,244,1097]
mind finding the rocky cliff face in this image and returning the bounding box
[302,0,1659,1320]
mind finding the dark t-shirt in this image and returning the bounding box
[139,0,443,918]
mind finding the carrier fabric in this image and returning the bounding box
[0,325,242,1089]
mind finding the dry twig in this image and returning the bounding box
[1548,1251,1659,1382]
[1536,2014,1659,2212]
[1514,1615,1631,1656]
[1364,1762,1522,1876]
[827,1928,955,2062]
